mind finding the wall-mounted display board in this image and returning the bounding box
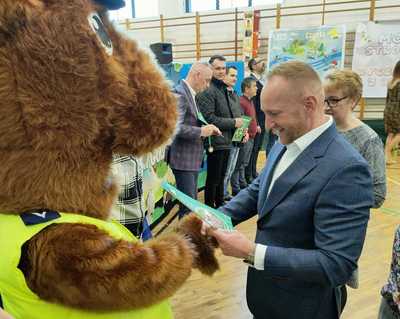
[268,25,346,78]
[352,22,400,98]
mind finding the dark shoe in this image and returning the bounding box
[240,183,248,189]
[224,195,233,201]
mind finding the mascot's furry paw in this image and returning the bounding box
[177,214,219,276]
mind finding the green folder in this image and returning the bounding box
[161,182,233,231]
[232,116,252,142]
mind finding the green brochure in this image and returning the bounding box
[232,116,252,142]
[161,182,233,231]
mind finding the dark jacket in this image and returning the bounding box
[250,73,265,128]
[196,78,241,151]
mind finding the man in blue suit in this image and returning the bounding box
[168,63,221,218]
[208,61,374,319]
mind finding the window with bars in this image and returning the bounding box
[108,0,159,20]
[186,0,284,12]
[220,0,249,10]
[188,0,217,12]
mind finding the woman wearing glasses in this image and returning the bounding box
[324,69,386,209]
[324,69,387,315]
[384,61,400,165]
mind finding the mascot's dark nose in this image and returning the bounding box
[93,0,126,10]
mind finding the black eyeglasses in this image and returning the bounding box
[324,96,348,108]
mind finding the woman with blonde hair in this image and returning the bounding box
[384,61,400,165]
[324,69,386,209]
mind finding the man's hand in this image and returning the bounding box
[257,126,262,133]
[208,228,255,259]
[201,124,222,137]
[234,117,244,128]
[242,132,249,144]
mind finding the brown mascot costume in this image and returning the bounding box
[0,0,219,318]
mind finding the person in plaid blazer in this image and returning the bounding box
[168,63,221,218]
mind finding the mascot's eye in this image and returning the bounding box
[88,12,113,56]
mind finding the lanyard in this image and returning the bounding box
[197,111,214,153]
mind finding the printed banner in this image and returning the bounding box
[268,25,346,78]
[243,11,254,60]
[243,10,261,60]
[252,10,261,58]
[352,22,400,98]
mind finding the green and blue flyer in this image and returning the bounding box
[161,182,233,231]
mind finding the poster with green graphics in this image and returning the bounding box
[161,182,233,231]
[232,116,252,142]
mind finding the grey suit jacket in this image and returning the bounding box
[168,81,204,171]
[220,124,374,319]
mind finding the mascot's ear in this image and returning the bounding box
[0,1,44,41]
[93,0,126,10]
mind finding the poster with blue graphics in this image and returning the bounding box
[268,25,346,78]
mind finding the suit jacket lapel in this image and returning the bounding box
[180,81,197,116]
[258,143,286,209]
[259,152,316,219]
[259,123,337,219]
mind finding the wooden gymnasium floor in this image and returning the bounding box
[160,153,400,319]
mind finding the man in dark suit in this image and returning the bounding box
[196,55,244,208]
[168,62,221,218]
[208,61,374,319]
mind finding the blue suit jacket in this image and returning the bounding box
[168,81,203,172]
[220,124,374,319]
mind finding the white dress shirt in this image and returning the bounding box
[253,116,333,270]
[182,79,200,115]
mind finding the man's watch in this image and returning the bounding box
[243,246,256,266]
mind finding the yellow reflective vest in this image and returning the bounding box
[0,212,173,319]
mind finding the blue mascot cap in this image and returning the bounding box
[94,0,126,10]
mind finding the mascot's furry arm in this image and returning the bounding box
[21,215,218,311]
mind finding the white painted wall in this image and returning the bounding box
[159,0,186,17]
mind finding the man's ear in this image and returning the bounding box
[304,95,318,112]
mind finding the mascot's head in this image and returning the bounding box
[94,0,126,10]
[0,0,177,219]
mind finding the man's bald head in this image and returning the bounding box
[188,62,211,75]
[186,62,213,93]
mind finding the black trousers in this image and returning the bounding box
[246,129,265,181]
[205,149,230,208]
